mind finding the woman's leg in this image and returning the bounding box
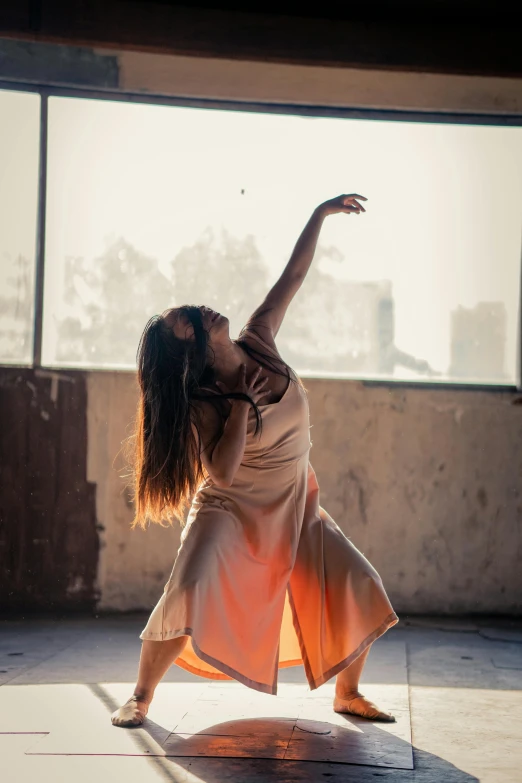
[334,644,395,722]
[111,635,188,727]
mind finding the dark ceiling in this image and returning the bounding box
[0,0,521,77]
[149,1,520,23]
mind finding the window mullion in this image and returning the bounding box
[32,89,49,368]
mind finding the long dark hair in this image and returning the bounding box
[127,305,293,528]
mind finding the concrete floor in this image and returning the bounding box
[1,615,521,782]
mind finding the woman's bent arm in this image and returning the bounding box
[196,366,270,488]
[206,401,250,487]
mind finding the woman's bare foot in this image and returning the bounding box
[333,690,395,722]
[111,695,149,728]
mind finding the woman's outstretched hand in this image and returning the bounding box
[216,364,271,406]
[318,194,368,217]
[243,193,368,341]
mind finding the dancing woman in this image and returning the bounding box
[112,194,398,728]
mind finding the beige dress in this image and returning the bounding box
[140,327,398,695]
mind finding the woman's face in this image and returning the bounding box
[165,306,229,343]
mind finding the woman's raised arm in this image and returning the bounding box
[247,193,367,338]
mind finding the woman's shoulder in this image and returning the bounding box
[238,318,278,354]
[238,318,298,382]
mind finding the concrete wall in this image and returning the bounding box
[2,366,519,614]
[86,371,180,613]
[86,371,522,615]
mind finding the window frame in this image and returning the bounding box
[1,78,521,391]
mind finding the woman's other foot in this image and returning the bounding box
[111,695,149,728]
[333,690,395,722]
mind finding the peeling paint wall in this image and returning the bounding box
[305,381,522,614]
[86,372,181,612]
[87,372,522,615]
[2,367,520,614]
[0,38,119,87]
[0,368,99,612]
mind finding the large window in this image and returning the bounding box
[0,89,40,364]
[1,87,522,385]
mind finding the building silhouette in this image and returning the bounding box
[280,275,438,378]
[449,302,507,382]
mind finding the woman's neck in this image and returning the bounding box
[210,339,245,383]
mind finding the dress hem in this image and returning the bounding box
[139,610,399,695]
[308,610,400,690]
[139,626,278,695]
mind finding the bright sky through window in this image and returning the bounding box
[1,90,521,382]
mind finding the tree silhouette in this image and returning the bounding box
[54,230,269,367]
[0,254,33,363]
[170,227,269,339]
[56,238,174,366]
[52,230,438,378]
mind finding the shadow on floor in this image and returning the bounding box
[89,683,479,783]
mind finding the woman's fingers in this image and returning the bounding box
[247,366,263,387]
[248,370,270,402]
[342,195,366,212]
[344,193,367,201]
[343,199,365,213]
[319,193,367,217]
[252,385,271,402]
